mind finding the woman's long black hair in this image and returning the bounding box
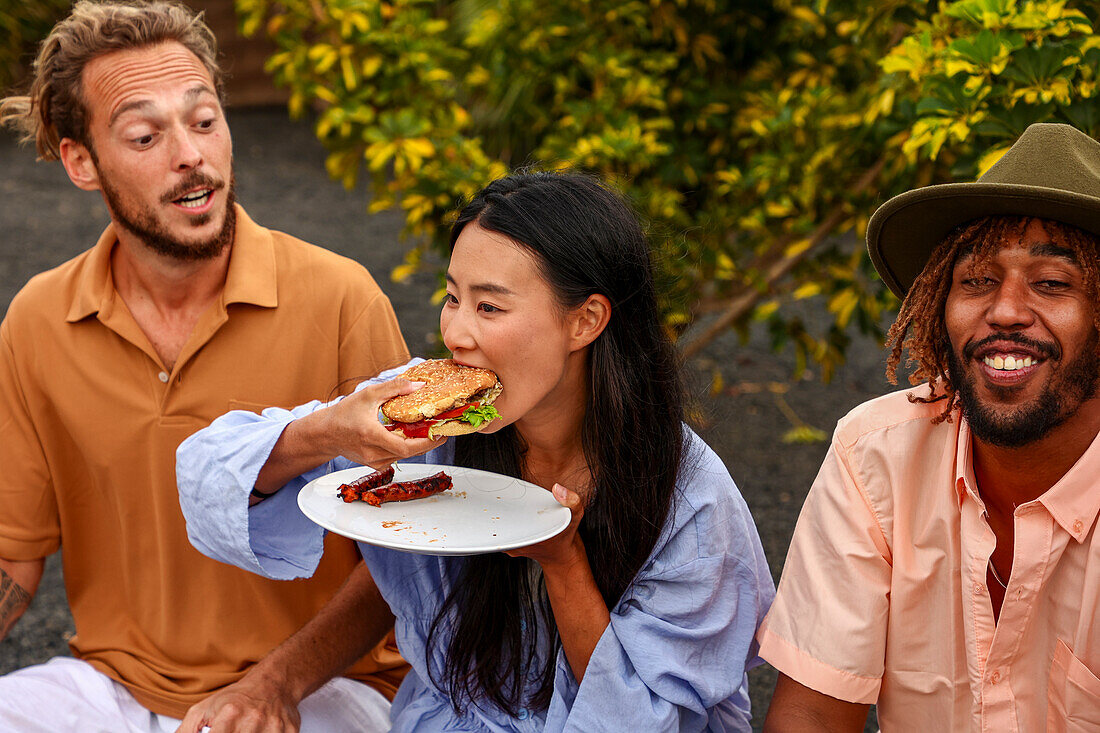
[425,171,687,716]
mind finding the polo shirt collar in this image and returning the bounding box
[954,412,1100,543]
[66,223,117,323]
[65,204,277,323]
[222,206,278,309]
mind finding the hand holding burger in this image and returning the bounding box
[251,376,439,496]
[380,359,502,439]
[253,360,502,496]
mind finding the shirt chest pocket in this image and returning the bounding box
[1048,639,1100,732]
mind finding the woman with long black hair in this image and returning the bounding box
[177,171,774,731]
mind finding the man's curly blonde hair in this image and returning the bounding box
[0,0,223,161]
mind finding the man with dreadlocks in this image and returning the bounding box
[757,123,1100,731]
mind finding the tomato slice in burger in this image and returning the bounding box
[386,420,433,438]
[384,402,481,438]
[433,402,479,420]
[401,422,434,438]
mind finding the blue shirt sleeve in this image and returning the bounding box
[544,432,774,732]
[175,359,422,580]
[178,382,774,732]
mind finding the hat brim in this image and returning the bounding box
[866,182,1100,298]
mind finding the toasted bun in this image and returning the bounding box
[386,419,483,440]
[429,420,482,438]
[382,359,501,423]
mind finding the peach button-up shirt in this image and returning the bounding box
[757,388,1100,732]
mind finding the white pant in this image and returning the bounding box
[0,657,391,732]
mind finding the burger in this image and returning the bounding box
[381,359,502,439]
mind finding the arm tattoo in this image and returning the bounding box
[0,568,33,639]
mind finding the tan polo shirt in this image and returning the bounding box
[0,206,411,717]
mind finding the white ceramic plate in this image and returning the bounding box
[298,463,571,555]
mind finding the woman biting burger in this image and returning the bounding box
[177,171,774,732]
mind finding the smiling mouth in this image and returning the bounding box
[174,189,213,209]
[964,333,1058,381]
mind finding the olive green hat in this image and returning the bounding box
[866,123,1100,298]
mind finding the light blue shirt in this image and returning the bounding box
[177,362,775,732]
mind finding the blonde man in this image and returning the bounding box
[0,2,433,730]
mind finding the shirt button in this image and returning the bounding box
[517,708,529,720]
[991,670,1001,684]
[1073,519,1084,533]
[973,582,984,594]
[158,371,169,383]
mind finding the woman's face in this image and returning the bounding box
[441,223,582,432]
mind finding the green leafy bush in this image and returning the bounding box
[239,0,1096,376]
[0,0,70,92]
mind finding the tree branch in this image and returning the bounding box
[680,152,890,361]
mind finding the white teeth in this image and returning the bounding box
[178,189,211,208]
[983,354,1036,371]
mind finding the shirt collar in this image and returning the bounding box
[954,415,977,509]
[954,412,1100,543]
[65,204,277,323]
[222,206,278,309]
[1038,428,1100,543]
[65,222,117,322]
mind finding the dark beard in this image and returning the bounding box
[100,169,237,261]
[948,331,1100,448]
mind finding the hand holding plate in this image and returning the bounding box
[506,483,585,569]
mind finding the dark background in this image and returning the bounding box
[0,108,894,729]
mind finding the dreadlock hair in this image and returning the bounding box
[885,215,1100,424]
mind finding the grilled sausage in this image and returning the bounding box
[361,471,453,507]
[337,465,396,503]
